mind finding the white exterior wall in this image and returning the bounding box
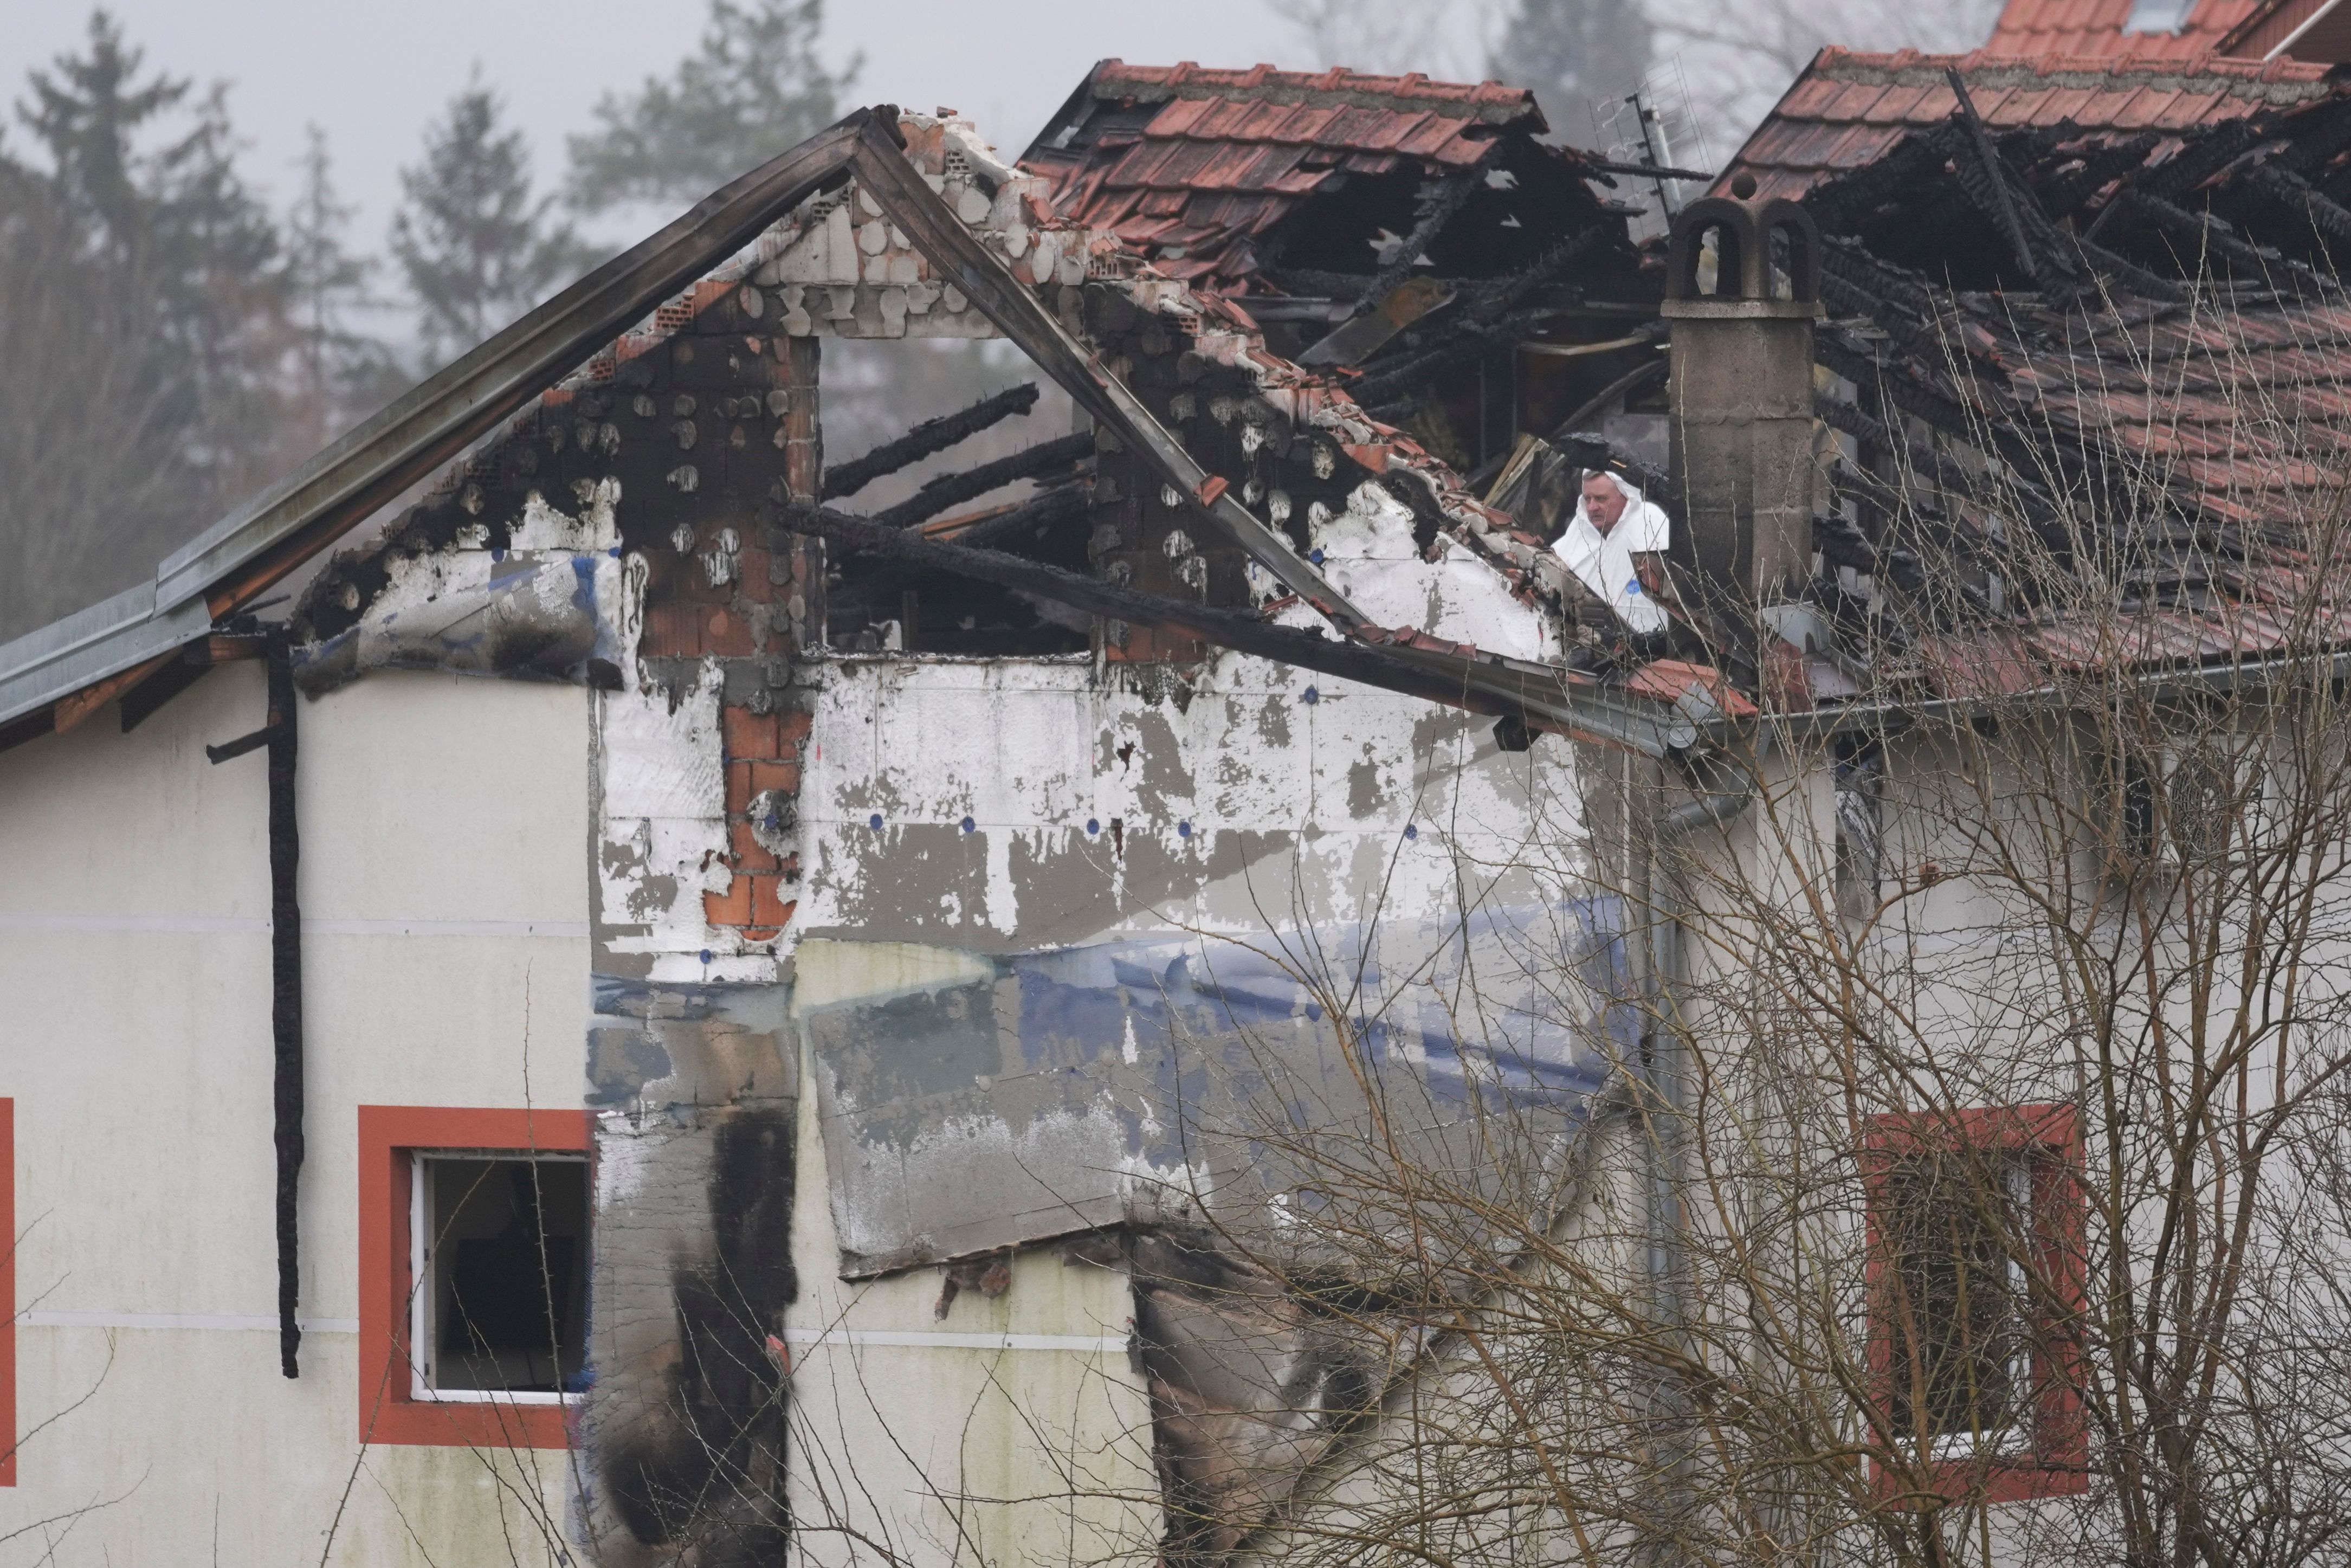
[0,667,590,1565]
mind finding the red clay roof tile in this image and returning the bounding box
[1720,46,2337,199]
[1987,0,2267,60]
[1025,61,1548,283]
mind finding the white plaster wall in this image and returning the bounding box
[778,648,1598,1567]
[792,651,1591,957]
[0,667,590,1566]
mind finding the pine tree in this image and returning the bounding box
[1490,0,1654,144]
[566,0,856,211]
[17,9,183,249]
[391,75,585,365]
[1,10,293,640]
[283,125,398,436]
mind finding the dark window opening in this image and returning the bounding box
[1881,1145,2034,1447]
[414,1154,589,1398]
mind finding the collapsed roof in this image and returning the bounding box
[1708,47,2351,702]
[22,36,2351,769]
[1021,62,1613,295]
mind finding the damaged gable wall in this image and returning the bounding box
[42,96,1628,1564]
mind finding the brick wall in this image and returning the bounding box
[630,328,823,951]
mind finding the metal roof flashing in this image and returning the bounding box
[0,109,889,735]
[0,583,209,735]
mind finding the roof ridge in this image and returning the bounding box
[1810,44,2330,82]
[1086,60,1540,126]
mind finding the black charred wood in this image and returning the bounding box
[774,502,1534,720]
[1347,307,1561,407]
[830,483,1095,609]
[822,382,1042,500]
[2117,188,2324,292]
[1815,391,2061,530]
[1347,168,1484,309]
[870,432,1097,530]
[2232,162,2351,246]
[1944,69,2048,282]
[946,481,1095,552]
[1553,433,1675,507]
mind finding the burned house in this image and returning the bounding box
[3,33,2350,1567]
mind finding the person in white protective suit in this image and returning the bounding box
[1552,469,1673,641]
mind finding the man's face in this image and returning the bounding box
[1581,475,1627,532]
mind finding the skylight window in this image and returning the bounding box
[2124,0,2197,33]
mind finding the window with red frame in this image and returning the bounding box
[357,1106,590,1448]
[1866,1105,2087,1500]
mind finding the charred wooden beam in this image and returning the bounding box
[830,483,1095,610]
[1812,331,2078,519]
[773,502,1702,757]
[1348,307,1577,408]
[1346,168,1484,310]
[779,501,1491,703]
[1945,69,2046,283]
[821,382,1041,500]
[868,432,1097,530]
[2116,188,2325,292]
[943,481,1094,552]
[843,120,1372,625]
[2232,162,2351,247]
[1814,391,2061,530]
[1545,359,1669,451]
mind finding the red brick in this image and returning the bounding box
[725,762,754,815]
[723,707,780,760]
[748,760,799,796]
[702,875,752,926]
[643,602,703,656]
[731,820,780,874]
[706,608,754,657]
[778,708,813,743]
[740,925,780,941]
[734,546,775,593]
[750,876,797,928]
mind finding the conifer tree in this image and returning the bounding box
[283,125,399,434]
[566,0,856,210]
[1,10,292,639]
[391,75,584,365]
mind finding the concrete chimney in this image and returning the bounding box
[1661,177,1822,680]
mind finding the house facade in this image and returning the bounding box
[3,32,2348,1568]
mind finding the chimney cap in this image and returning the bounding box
[1664,193,1822,306]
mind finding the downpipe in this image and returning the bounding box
[1635,743,1758,1561]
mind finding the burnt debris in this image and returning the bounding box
[821,380,1041,501]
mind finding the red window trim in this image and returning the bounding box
[356,1105,591,1449]
[1863,1102,2089,1504]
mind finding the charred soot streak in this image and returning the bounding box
[602,1107,799,1558]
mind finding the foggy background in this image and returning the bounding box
[0,0,1999,644]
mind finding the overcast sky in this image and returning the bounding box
[0,0,1306,246]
